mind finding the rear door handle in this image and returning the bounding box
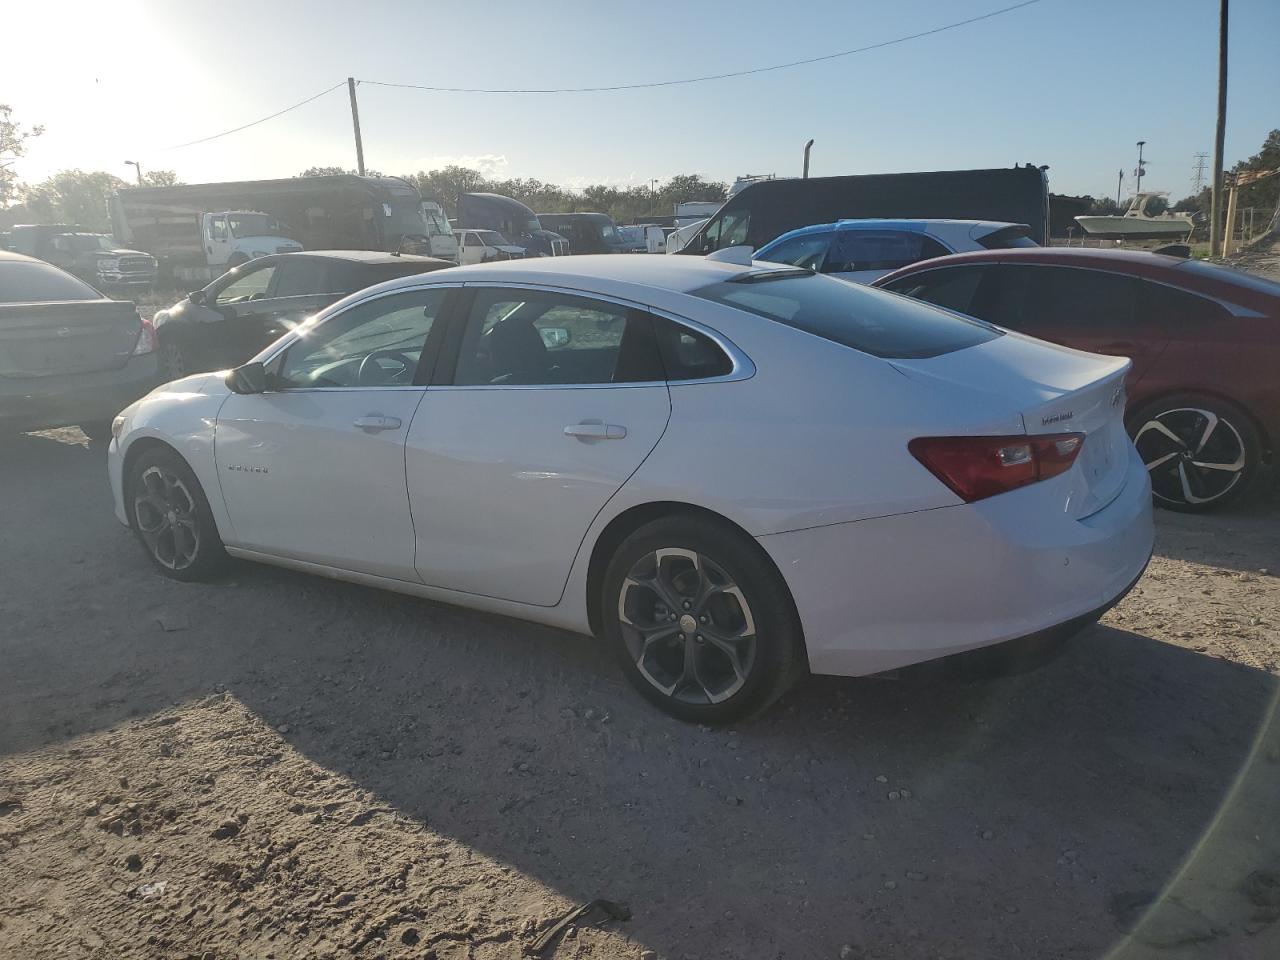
[352,415,402,432]
[564,422,627,440]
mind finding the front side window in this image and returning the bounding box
[824,230,949,274]
[881,265,989,315]
[757,232,833,271]
[694,272,1000,360]
[214,263,276,304]
[209,217,229,241]
[227,213,279,239]
[452,288,661,386]
[271,259,327,299]
[277,288,448,388]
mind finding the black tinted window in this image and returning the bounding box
[977,225,1037,249]
[453,288,662,386]
[653,316,733,380]
[694,273,1000,359]
[757,232,833,270]
[271,259,328,299]
[0,260,99,303]
[974,266,1139,333]
[1142,281,1230,328]
[824,230,949,273]
[882,266,988,314]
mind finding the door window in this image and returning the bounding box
[823,230,949,274]
[451,288,662,386]
[213,263,277,304]
[208,217,229,241]
[1141,280,1230,329]
[271,258,328,299]
[276,288,448,388]
[758,232,833,270]
[881,265,989,314]
[974,265,1139,335]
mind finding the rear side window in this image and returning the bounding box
[824,230,950,274]
[973,265,1139,334]
[757,232,833,270]
[0,260,100,303]
[653,316,733,380]
[977,225,1037,249]
[271,258,328,298]
[693,273,1000,359]
[1141,281,1230,328]
[881,266,988,314]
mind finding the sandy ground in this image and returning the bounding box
[2,246,1279,959]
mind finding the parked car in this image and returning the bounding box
[755,219,1036,283]
[108,252,1152,722]
[151,250,455,379]
[453,229,526,265]
[46,233,158,291]
[1,251,158,440]
[874,248,1280,511]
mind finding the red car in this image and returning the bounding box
[874,248,1280,511]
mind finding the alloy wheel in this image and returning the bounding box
[1133,407,1247,507]
[161,342,186,379]
[133,465,202,570]
[617,547,757,705]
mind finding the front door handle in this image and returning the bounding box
[353,415,402,432]
[564,422,627,440]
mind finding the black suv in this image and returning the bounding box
[151,251,454,379]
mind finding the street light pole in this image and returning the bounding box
[1116,169,1124,207]
[1134,141,1145,194]
[124,160,143,185]
[347,77,366,177]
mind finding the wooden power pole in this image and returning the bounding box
[348,77,366,177]
[1210,0,1228,256]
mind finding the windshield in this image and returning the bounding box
[421,208,451,237]
[475,231,509,245]
[227,213,282,239]
[386,198,429,238]
[598,221,621,241]
[64,235,115,252]
[694,271,1000,359]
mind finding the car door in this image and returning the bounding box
[256,256,346,346]
[215,285,456,579]
[968,264,1166,384]
[198,258,282,368]
[405,285,671,606]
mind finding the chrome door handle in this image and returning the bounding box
[564,422,626,440]
[352,415,402,432]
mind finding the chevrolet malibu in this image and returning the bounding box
[107,253,1153,722]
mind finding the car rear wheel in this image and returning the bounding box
[1129,393,1262,512]
[126,446,227,580]
[601,515,805,724]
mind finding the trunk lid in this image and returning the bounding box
[0,300,143,378]
[891,332,1132,517]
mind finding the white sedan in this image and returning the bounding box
[107,252,1153,723]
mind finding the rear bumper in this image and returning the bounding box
[0,354,161,432]
[760,444,1155,677]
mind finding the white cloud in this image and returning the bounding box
[413,153,509,175]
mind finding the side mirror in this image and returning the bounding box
[188,289,206,305]
[225,361,267,394]
[539,326,571,349]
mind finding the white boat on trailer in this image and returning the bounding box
[1074,192,1194,240]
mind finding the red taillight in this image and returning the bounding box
[908,433,1084,503]
[133,316,157,356]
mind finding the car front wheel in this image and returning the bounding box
[601,515,805,724]
[126,446,227,580]
[1130,394,1263,512]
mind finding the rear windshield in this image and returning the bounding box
[0,260,101,303]
[978,225,1037,249]
[693,272,1001,359]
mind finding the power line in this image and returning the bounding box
[363,0,1048,95]
[162,82,347,150]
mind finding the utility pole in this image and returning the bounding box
[802,139,814,179]
[347,77,366,177]
[124,160,143,185]
[1116,169,1124,207]
[1134,141,1146,194]
[1210,0,1228,256]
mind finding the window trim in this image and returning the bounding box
[429,282,754,391]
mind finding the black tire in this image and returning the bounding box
[78,421,114,443]
[125,445,227,581]
[601,514,806,724]
[1129,393,1264,513]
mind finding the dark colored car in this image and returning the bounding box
[151,250,455,379]
[874,248,1280,512]
[0,251,158,440]
[46,233,157,291]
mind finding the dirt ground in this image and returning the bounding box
[3,248,1280,959]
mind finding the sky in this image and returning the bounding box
[3,0,1278,202]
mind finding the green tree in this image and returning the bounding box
[1,104,44,206]
[142,169,181,187]
[22,170,126,231]
[298,165,384,178]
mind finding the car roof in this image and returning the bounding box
[766,219,1019,243]
[408,253,786,293]
[0,250,42,264]
[875,246,1189,279]
[280,250,449,265]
